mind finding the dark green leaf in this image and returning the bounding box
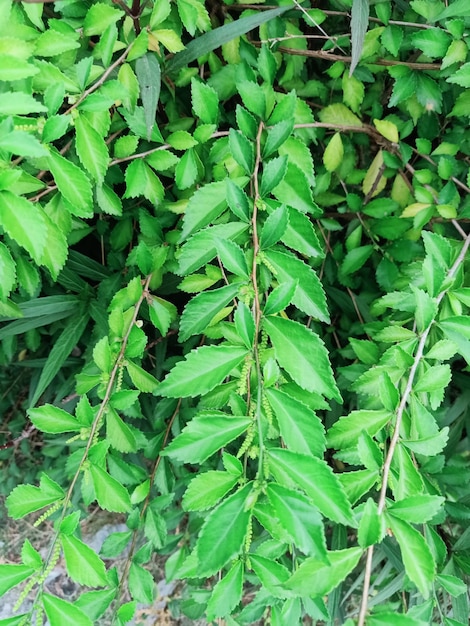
[179,283,240,342]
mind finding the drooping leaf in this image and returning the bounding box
[75,113,109,183]
[283,548,363,596]
[264,249,329,322]
[387,514,436,599]
[157,344,249,398]
[264,316,340,402]
[0,191,46,264]
[178,283,240,342]
[61,534,108,587]
[162,413,251,464]
[6,474,64,519]
[268,448,355,526]
[266,483,327,559]
[183,471,239,511]
[48,149,93,216]
[265,387,326,457]
[43,593,93,626]
[89,464,132,513]
[0,565,35,598]
[196,483,252,576]
[350,0,369,75]
[358,497,385,548]
[206,561,244,621]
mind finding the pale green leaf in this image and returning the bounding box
[6,474,64,519]
[162,413,251,464]
[124,160,164,206]
[191,78,219,125]
[250,554,290,598]
[196,483,252,576]
[437,574,467,597]
[125,359,159,393]
[84,2,125,36]
[323,132,344,172]
[35,29,80,57]
[283,547,363,596]
[265,387,326,457]
[318,103,363,127]
[61,534,108,587]
[0,92,46,115]
[264,280,297,316]
[157,344,249,398]
[268,448,355,526]
[415,364,451,393]
[264,316,340,402]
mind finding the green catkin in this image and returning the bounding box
[236,357,252,396]
[14,575,38,611]
[262,394,273,427]
[37,541,61,585]
[116,359,124,392]
[33,500,63,527]
[35,604,44,626]
[244,517,254,553]
[237,424,256,458]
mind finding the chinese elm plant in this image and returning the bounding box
[1,0,470,625]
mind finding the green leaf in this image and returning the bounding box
[234,301,255,349]
[264,280,297,316]
[323,132,344,172]
[358,497,384,548]
[29,310,89,407]
[260,204,289,250]
[180,180,230,242]
[266,483,327,559]
[89,464,132,513]
[183,470,239,511]
[74,589,116,621]
[28,405,79,434]
[411,28,451,58]
[437,574,468,597]
[283,547,363,596]
[260,155,288,197]
[318,103,363,127]
[387,495,445,523]
[0,242,15,300]
[237,80,266,119]
[6,474,64,519]
[415,364,451,393]
[128,563,155,604]
[0,191,46,264]
[272,163,317,215]
[84,2,125,36]
[216,238,249,278]
[263,119,295,158]
[387,514,435,598]
[229,128,254,174]
[125,360,159,393]
[206,561,244,621]
[162,413,251,464]
[0,564,35,597]
[268,448,354,526]
[75,114,109,183]
[196,483,252,576]
[340,245,374,279]
[157,344,249,398]
[250,554,290,598]
[167,5,291,71]
[0,92,46,115]
[179,283,240,342]
[124,159,164,206]
[264,249,329,322]
[368,614,427,626]
[350,0,369,74]
[48,149,93,216]
[61,534,108,587]
[226,179,251,223]
[191,78,219,125]
[0,130,48,158]
[264,316,340,402]
[136,53,161,141]
[326,409,392,449]
[281,207,323,258]
[106,406,137,453]
[43,593,93,626]
[265,388,326,457]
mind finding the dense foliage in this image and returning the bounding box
[1,0,470,624]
